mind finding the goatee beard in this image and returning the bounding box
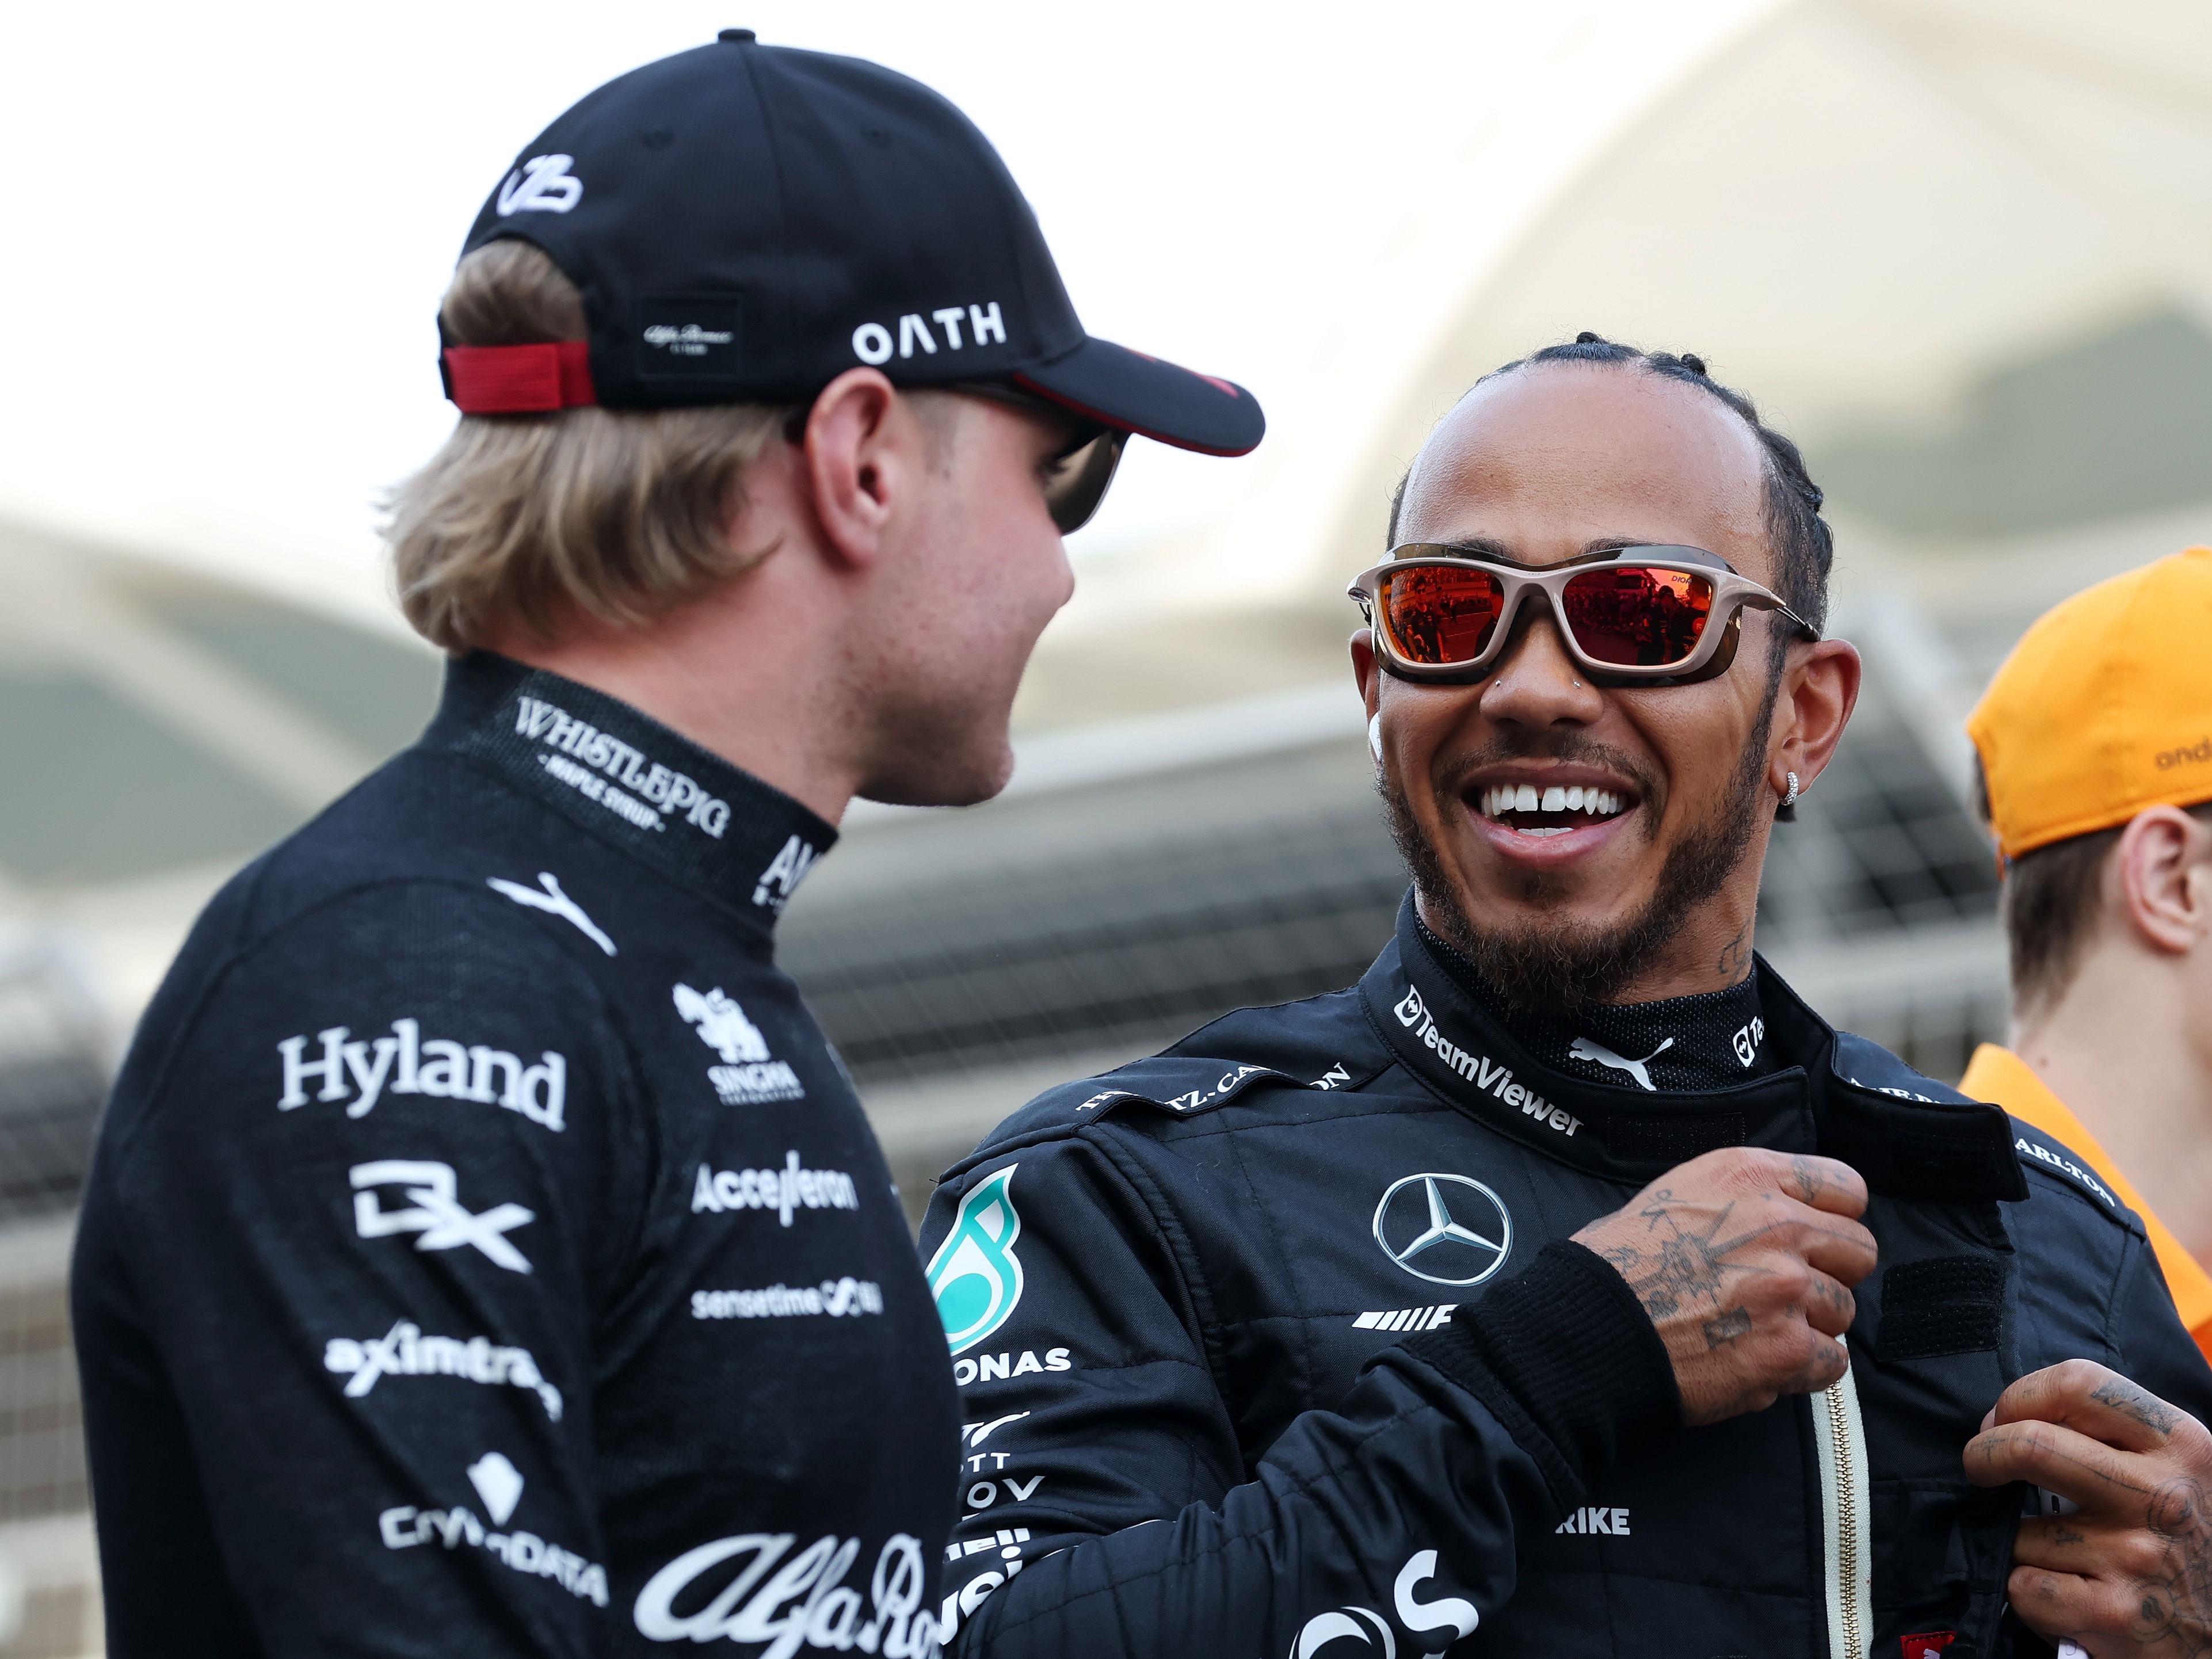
[1383,689,1779,1012]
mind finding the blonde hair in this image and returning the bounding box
[384,239,786,651]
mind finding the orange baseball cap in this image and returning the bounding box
[1968,544,2212,861]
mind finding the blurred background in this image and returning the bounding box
[3,0,2210,1648]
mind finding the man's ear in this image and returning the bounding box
[2114,806,2212,956]
[1768,637,1860,797]
[797,367,908,571]
[1351,627,1380,715]
[1351,629,1387,765]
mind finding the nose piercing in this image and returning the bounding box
[1782,771,1801,808]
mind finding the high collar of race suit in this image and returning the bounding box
[424,651,836,939]
[1421,910,1780,1096]
[1364,894,2022,1197]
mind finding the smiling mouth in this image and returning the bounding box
[1474,783,1632,838]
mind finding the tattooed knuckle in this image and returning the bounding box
[1814,1287,1856,1335]
[2000,1422,2055,1469]
[2146,1478,2206,1538]
[2105,1581,2160,1636]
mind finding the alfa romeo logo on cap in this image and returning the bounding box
[1372,1173,1512,1286]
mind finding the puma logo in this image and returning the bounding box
[487,872,616,956]
[1569,1035,1675,1092]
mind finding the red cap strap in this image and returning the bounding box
[444,341,597,413]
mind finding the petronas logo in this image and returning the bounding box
[926,1165,1024,1356]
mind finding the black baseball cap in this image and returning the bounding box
[443,30,1264,459]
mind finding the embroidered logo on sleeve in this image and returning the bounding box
[349,1161,536,1273]
[379,1451,608,1606]
[672,983,806,1105]
[2015,1136,2116,1207]
[488,872,616,956]
[277,1021,566,1131]
[927,1166,1025,1356]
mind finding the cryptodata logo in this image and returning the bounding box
[927,1165,1024,1356]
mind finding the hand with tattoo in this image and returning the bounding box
[1965,1359,2212,1657]
[1571,1148,1876,1426]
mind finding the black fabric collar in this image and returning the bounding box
[1360,893,2022,1199]
[421,652,836,939]
[1413,912,1779,1092]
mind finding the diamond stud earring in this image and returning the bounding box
[1782,770,1801,808]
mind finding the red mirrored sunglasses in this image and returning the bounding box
[1348,544,1817,686]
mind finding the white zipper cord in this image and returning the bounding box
[1812,1343,1872,1659]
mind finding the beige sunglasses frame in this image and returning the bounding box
[1348,543,1816,686]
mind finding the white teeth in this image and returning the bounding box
[1479,783,1631,822]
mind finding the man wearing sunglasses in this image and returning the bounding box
[924,337,2212,1659]
[71,34,1260,1658]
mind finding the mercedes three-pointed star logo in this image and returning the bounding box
[1371,1173,1512,1286]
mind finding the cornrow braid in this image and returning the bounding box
[1385,331,1834,636]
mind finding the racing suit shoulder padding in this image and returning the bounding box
[947,987,1395,1172]
[1836,1029,2144,1234]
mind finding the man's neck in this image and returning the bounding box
[2015,953,2212,1261]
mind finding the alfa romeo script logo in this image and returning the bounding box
[1372,1173,1512,1287]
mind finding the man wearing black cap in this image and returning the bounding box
[70,33,1260,1657]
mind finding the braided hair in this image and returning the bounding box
[1386,331,1834,637]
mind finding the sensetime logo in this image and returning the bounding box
[928,1166,1024,1357]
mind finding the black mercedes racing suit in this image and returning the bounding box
[921,894,2212,1658]
[73,652,958,1658]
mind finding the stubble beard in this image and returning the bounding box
[1383,677,1780,1012]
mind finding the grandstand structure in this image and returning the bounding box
[3,0,2210,1650]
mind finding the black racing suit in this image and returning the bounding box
[921,894,2212,1658]
[73,652,958,1658]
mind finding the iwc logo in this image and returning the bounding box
[1371,1173,1512,1287]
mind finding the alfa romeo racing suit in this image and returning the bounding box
[73,652,958,1657]
[921,895,2212,1658]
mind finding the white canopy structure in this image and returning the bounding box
[1122,0,2212,617]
